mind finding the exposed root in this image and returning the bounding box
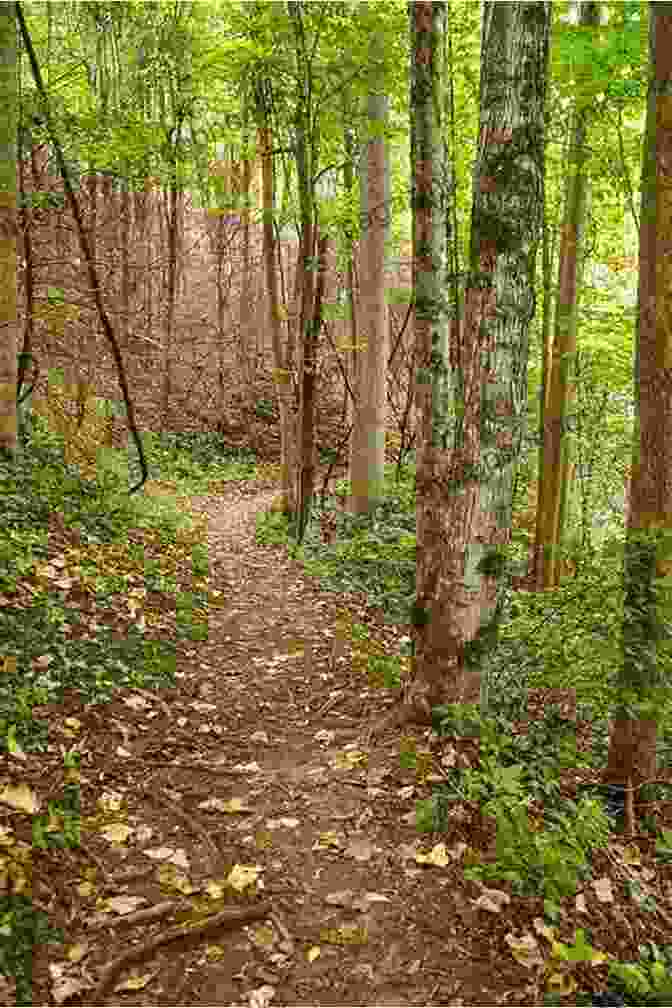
[365,699,434,743]
[91,901,273,1004]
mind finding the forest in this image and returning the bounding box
[0,0,671,1005]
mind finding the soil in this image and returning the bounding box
[11,480,672,1006]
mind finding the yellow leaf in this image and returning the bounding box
[221,797,251,814]
[314,831,341,850]
[415,842,450,867]
[0,783,39,815]
[251,925,275,948]
[100,822,131,845]
[66,943,88,963]
[226,863,261,892]
[307,946,321,962]
[546,972,577,996]
[116,972,152,991]
[622,843,642,865]
[504,931,544,969]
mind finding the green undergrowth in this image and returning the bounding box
[0,412,269,1001]
[256,463,672,739]
[0,413,262,756]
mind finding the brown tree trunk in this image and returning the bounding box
[534,0,598,590]
[400,1,550,727]
[604,3,672,804]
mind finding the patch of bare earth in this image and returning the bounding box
[23,484,672,1006]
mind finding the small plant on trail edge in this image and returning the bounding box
[568,942,672,1006]
[465,792,609,903]
[417,703,610,903]
[0,896,63,1006]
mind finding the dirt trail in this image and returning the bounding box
[30,487,538,1006]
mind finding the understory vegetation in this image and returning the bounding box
[2,410,671,1004]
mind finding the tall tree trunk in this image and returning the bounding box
[239,91,254,396]
[401,1,550,725]
[256,80,296,514]
[0,6,18,462]
[289,0,320,541]
[349,37,389,515]
[604,3,672,806]
[342,116,359,435]
[534,0,599,590]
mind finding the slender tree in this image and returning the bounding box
[534,0,600,590]
[289,0,318,541]
[0,4,18,462]
[604,3,672,806]
[349,29,390,515]
[256,78,296,515]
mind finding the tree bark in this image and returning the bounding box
[0,6,17,462]
[534,0,598,590]
[257,81,296,514]
[403,1,550,724]
[604,3,672,803]
[349,40,389,515]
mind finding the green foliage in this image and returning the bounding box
[32,781,81,850]
[0,895,63,1006]
[0,415,262,753]
[259,465,417,624]
[608,944,672,1003]
[129,430,258,489]
[256,509,294,546]
[464,795,609,903]
[418,704,609,902]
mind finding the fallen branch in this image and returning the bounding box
[91,900,273,1004]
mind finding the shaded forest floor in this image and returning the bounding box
[3,473,666,1006]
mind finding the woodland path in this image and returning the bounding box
[30,483,547,1007]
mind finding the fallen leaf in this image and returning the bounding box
[227,863,261,891]
[345,839,376,862]
[100,822,131,845]
[414,842,450,867]
[104,895,147,915]
[221,797,252,814]
[248,983,275,1008]
[0,783,39,815]
[115,972,153,992]
[314,831,341,850]
[66,942,88,963]
[546,972,577,996]
[472,887,510,912]
[325,890,355,907]
[592,877,614,903]
[266,817,300,829]
[505,931,544,969]
[532,918,556,943]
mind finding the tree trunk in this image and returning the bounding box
[349,44,389,515]
[402,1,550,724]
[257,81,296,514]
[0,6,17,462]
[342,116,359,436]
[239,92,254,396]
[604,3,672,804]
[535,0,598,590]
